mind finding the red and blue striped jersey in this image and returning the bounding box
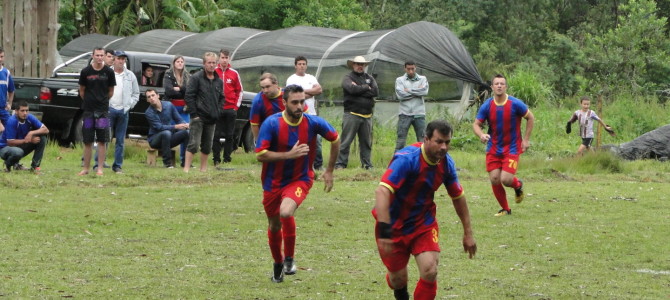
[375,142,464,236]
[249,90,285,126]
[475,95,529,155]
[255,112,339,192]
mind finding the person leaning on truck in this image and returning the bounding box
[183,52,223,173]
[77,47,116,176]
[0,46,15,128]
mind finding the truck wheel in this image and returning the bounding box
[72,115,84,146]
[242,127,254,153]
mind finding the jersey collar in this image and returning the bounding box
[420,143,440,165]
[282,110,303,126]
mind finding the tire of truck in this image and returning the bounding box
[242,125,254,153]
[71,114,84,147]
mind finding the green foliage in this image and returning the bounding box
[507,66,555,108]
[542,32,585,97]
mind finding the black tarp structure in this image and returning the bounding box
[58,21,484,105]
[603,125,670,160]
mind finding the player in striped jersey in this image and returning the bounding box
[473,74,535,216]
[255,84,340,283]
[374,120,476,300]
[250,73,285,141]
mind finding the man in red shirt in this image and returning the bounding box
[212,49,243,165]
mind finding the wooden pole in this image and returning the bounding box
[596,94,603,149]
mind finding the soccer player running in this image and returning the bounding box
[374,120,476,300]
[255,84,340,283]
[472,74,535,216]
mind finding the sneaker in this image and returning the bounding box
[112,167,123,174]
[271,262,284,283]
[283,257,297,275]
[494,209,511,217]
[14,163,28,171]
[514,180,524,203]
[31,167,41,174]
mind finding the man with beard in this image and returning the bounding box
[255,84,340,283]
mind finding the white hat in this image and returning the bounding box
[347,56,370,69]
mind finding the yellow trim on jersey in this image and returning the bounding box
[282,111,303,126]
[451,190,465,200]
[250,121,260,125]
[494,94,509,106]
[329,135,341,143]
[523,109,531,118]
[420,144,440,165]
[379,182,395,194]
[350,112,373,118]
[255,149,268,156]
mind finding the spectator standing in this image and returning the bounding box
[212,49,243,166]
[183,52,223,173]
[145,89,189,168]
[0,46,15,127]
[249,73,284,140]
[335,56,378,170]
[255,85,340,283]
[163,55,192,167]
[286,56,324,170]
[96,50,139,174]
[0,101,49,173]
[104,49,115,67]
[78,47,116,176]
[394,61,429,151]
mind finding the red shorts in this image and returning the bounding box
[376,225,441,272]
[263,181,312,217]
[486,153,520,174]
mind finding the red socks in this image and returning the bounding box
[414,278,437,300]
[491,183,510,210]
[511,177,522,190]
[281,216,296,258]
[267,229,283,264]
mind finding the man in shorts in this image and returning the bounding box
[255,84,340,283]
[374,120,477,300]
[472,74,535,216]
[78,47,116,176]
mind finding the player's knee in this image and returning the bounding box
[279,208,294,219]
[419,264,438,282]
[389,271,408,288]
[501,178,514,187]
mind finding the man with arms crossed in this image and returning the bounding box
[255,84,340,283]
[374,120,476,300]
[286,56,324,169]
[394,61,428,151]
[78,47,116,176]
[472,74,534,216]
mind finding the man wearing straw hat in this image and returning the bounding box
[335,56,378,170]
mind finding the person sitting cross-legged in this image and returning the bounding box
[144,89,189,168]
[0,101,49,173]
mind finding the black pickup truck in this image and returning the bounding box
[13,51,255,152]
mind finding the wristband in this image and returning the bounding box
[377,222,392,239]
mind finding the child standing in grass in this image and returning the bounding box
[566,96,614,155]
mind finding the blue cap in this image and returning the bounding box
[114,50,128,57]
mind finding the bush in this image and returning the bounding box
[507,66,555,107]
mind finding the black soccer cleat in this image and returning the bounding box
[271,262,284,283]
[514,180,524,203]
[283,257,297,275]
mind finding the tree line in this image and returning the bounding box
[7,0,670,99]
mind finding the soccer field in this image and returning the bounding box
[0,148,669,299]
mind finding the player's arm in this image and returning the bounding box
[522,110,535,152]
[256,141,309,163]
[79,85,86,100]
[374,185,394,254]
[6,91,13,110]
[451,194,477,259]
[304,83,322,97]
[251,124,260,141]
[108,86,114,99]
[472,119,490,143]
[321,138,340,192]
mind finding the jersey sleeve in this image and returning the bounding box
[514,98,529,117]
[255,116,276,155]
[3,118,19,140]
[8,74,14,92]
[590,110,601,122]
[28,114,44,130]
[313,116,339,142]
[249,94,263,125]
[442,155,464,199]
[379,156,410,194]
[78,68,87,86]
[475,100,490,122]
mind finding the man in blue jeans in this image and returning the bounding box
[97,50,139,174]
[145,89,189,168]
[0,101,49,173]
[394,61,429,151]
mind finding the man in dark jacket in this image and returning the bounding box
[183,52,223,172]
[335,56,379,170]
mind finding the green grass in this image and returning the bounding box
[1,142,669,298]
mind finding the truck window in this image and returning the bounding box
[139,62,169,87]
